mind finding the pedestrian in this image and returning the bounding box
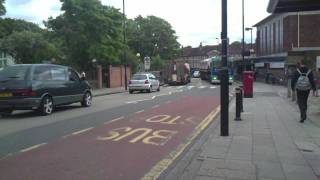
[291,59,317,123]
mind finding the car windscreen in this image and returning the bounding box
[132,74,147,80]
[0,66,30,81]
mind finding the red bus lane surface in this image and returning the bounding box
[0,96,220,180]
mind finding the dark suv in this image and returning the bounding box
[0,64,92,116]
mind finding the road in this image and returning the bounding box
[0,78,230,180]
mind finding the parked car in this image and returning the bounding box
[193,70,200,78]
[0,64,92,116]
[128,73,160,94]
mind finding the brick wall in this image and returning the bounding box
[283,15,298,51]
[109,65,131,88]
[300,14,320,47]
[283,14,320,51]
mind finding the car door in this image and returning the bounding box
[66,68,83,102]
[32,66,68,105]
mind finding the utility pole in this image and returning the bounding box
[123,0,128,90]
[220,0,229,136]
[242,0,245,71]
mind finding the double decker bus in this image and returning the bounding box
[199,56,234,84]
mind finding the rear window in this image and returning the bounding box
[0,66,30,80]
[132,74,147,80]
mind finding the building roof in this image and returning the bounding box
[179,45,219,57]
[253,14,279,27]
[268,0,320,13]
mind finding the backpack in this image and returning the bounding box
[296,69,311,91]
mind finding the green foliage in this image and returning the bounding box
[0,0,5,16]
[0,18,43,38]
[151,54,164,71]
[46,0,124,70]
[0,31,59,64]
[127,15,180,61]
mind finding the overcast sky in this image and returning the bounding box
[4,0,270,47]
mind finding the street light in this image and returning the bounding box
[245,27,253,50]
[122,0,128,90]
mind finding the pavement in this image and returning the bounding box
[92,87,126,97]
[163,82,320,180]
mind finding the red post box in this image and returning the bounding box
[243,71,254,98]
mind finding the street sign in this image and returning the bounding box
[144,56,151,71]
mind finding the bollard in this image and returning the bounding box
[235,87,242,121]
[239,85,244,112]
[287,79,292,98]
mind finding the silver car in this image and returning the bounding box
[129,73,160,94]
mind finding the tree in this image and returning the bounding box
[0,18,43,39]
[127,16,180,61]
[46,0,124,70]
[0,0,5,16]
[151,54,164,71]
[0,31,59,64]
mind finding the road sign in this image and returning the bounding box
[144,56,151,71]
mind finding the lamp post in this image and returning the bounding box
[242,0,245,71]
[245,27,253,50]
[122,0,128,90]
[220,0,229,136]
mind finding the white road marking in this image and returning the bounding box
[135,110,145,114]
[20,143,47,153]
[152,96,156,99]
[152,105,160,109]
[126,101,138,104]
[198,86,207,89]
[168,92,172,95]
[210,86,217,89]
[177,86,184,89]
[187,86,195,90]
[104,117,125,125]
[72,127,94,135]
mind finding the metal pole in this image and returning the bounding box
[123,0,128,90]
[242,0,245,71]
[220,0,229,136]
[250,29,253,50]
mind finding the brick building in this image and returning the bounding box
[175,44,220,70]
[253,11,320,81]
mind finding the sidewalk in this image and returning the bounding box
[164,82,320,180]
[92,87,126,97]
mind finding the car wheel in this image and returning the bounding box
[39,96,54,116]
[157,86,160,92]
[129,90,133,94]
[147,87,152,93]
[81,91,92,107]
[0,109,13,117]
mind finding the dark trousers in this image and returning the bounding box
[296,90,310,120]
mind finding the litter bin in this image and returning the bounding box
[243,71,254,98]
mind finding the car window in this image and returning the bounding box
[68,69,80,82]
[33,66,52,81]
[132,74,147,80]
[0,65,29,80]
[149,75,156,80]
[51,67,68,81]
